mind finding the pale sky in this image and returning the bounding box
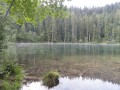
[64,0,120,8]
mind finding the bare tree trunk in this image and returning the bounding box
[71,12,77,43]
[51,18,56,43]
[64,19,67,43]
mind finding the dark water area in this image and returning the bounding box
[21,77,120,90]
[8,43,120,85]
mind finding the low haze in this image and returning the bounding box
[64,0,120,8]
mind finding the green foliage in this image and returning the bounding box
[0,23,6,49]
[0,80,22,90]
[16,30,38,42]
[0,0,69,89]
[0,0,70,43]
[3,62,20,76]
[9,2,120,43]
[1,0,68,24]
[0,33,23,89]
[42,71,60,88]
[0,21,8,61]
[0,61,24,79]
[0,61,24,90]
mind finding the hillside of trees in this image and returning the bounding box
[7,2,120,43]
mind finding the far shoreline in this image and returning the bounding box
[8,42,120,45]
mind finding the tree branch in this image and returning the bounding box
[4,0,15,19]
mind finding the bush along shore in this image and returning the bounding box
[0,61,24,90]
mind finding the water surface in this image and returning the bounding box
[21,77,120,90]
[8,43,120,84]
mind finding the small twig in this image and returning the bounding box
[81,71,86,77]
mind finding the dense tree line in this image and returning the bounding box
[8,2,120,43]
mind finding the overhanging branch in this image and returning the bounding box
[4,0,15,19]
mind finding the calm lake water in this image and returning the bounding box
[21,77,120,90]
[9,43,120,62]
[8,43,120,88]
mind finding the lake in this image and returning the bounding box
[21,77,120,90]
[8,43,120,88]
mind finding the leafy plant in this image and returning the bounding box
[0,61,24,90]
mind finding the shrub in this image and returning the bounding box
[0,61,24,90]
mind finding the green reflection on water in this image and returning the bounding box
[8,43,120,66]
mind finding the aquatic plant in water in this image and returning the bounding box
[42,71,60,88]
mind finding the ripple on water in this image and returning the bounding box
[21,77,120,90]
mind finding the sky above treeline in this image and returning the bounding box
[64,0,120,8]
